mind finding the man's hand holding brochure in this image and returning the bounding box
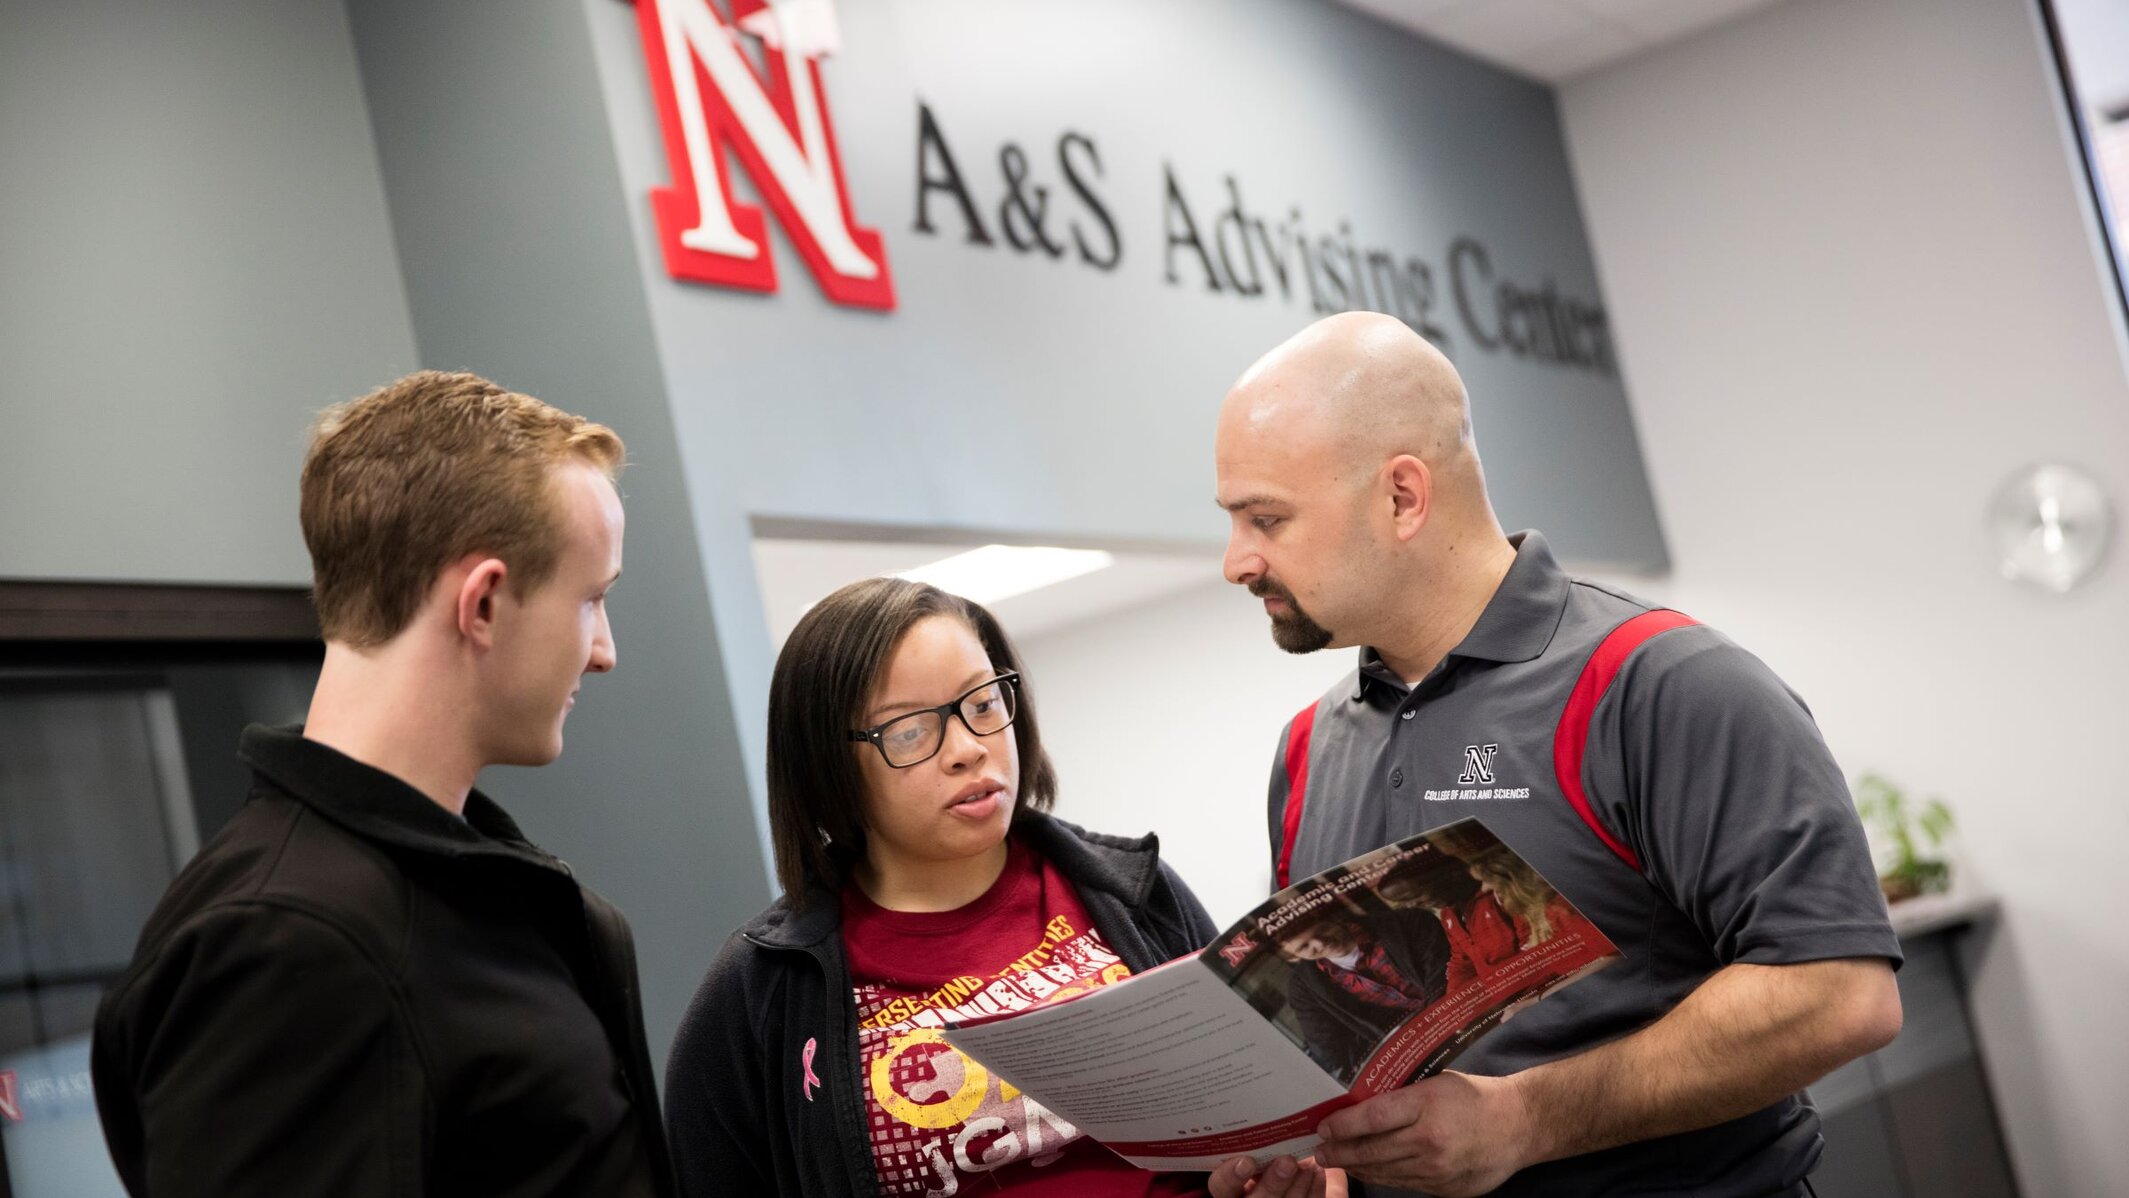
[941,817,1620,1176]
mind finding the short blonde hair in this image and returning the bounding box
[300,370,625,647]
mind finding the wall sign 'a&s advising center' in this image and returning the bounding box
[629,0,1619,378]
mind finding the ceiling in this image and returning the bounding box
[752,537,1223,647]
[1332,0,1796,83]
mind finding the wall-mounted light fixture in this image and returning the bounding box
[1990,462,2114,593]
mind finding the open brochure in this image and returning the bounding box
[941,817,1620,1170]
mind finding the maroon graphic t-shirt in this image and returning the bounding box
[841,838,1203,1198]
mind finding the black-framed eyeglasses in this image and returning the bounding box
[848,672,1020,768]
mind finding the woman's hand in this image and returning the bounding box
[1207,1154,1346,1198]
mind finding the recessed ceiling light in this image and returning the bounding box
[896,544,1116,604]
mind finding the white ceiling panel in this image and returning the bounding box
[1335,0,1800,82]
[1336,0,1473,24]
[1428,0,1610,60]
[1518,21,1644,81]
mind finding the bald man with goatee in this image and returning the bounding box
[1209,313,1903,1198]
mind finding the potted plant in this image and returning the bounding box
[1854,774,1954,903]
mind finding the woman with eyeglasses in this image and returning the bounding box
[664,577,1337,1198]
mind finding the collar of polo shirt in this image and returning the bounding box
[1353,530,1572,701]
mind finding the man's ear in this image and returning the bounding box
[1384,454,1432,541]
[455,557,510,648]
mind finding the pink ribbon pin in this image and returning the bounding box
[801,1037,822,1102]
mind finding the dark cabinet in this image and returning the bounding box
[1810,916,2019,1198]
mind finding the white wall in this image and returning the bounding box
[1561,0,2129,1193]
[1017,576,1356,927]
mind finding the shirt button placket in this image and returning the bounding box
[1396,704,1416,792]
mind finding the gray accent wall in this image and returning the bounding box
[343,0,768,1066]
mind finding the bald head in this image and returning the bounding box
[1224,312,1474,475]
[1216,313,1518,674]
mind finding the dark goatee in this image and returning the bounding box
[1250,580,1334,654]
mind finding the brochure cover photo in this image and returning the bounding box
[942,818,1620,1169]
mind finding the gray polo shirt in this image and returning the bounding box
[1269,531,1900,1198]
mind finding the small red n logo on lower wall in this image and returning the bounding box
[0,1069,21,1123]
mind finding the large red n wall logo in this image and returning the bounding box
[633,0,895,310]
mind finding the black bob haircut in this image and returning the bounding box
[766,575,1059,900]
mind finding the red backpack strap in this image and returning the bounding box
[1274,701,1320,890]
[1553,609,1700,874]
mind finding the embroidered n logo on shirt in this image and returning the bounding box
[1457,744,1499,785]
[1427,744,1532,800]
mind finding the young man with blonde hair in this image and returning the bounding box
[93,371,675,1196]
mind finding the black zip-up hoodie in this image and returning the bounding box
[663,813,1220,1198]
[92,725,677,1198]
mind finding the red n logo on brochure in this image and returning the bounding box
[633,0,896,310]
[0,1069,20,1123]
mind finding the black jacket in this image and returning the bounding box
[663,813,1220,1198]
[92,725,676,1198]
